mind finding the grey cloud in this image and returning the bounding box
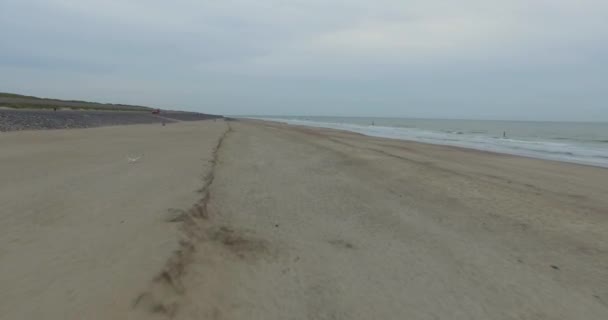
[1,0,607,120]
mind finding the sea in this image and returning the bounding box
[246,116,608,168]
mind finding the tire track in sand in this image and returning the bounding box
[132,121,233,318]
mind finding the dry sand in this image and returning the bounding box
[0,121,228,319]
[1,119,607,319]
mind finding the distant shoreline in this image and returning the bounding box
[250,117,608,169]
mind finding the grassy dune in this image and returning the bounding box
[0,92,152,111]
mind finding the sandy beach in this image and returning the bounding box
[1,119,607,319]
[0,121,228,319]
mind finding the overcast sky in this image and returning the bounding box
[1,0,607,120]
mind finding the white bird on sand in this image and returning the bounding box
[127,155,141,164]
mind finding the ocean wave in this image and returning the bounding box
[251,118,608,168]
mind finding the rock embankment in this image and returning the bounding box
[0,109,222,132]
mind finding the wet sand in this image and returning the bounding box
[1,119,607,319]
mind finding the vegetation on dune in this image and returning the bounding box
[0,93,40,99]
[0,92,152,111]
[0,102,145,112]
[0,92,222,119]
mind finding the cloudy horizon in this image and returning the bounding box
[1,0,607,121]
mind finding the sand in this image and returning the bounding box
[1,119,607,319]
[0,121,228,319]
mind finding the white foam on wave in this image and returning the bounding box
[251,117,608,168]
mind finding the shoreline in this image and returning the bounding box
[248,117,608,168]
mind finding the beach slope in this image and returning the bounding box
[177,120,608,319]
[1,119,607,319]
